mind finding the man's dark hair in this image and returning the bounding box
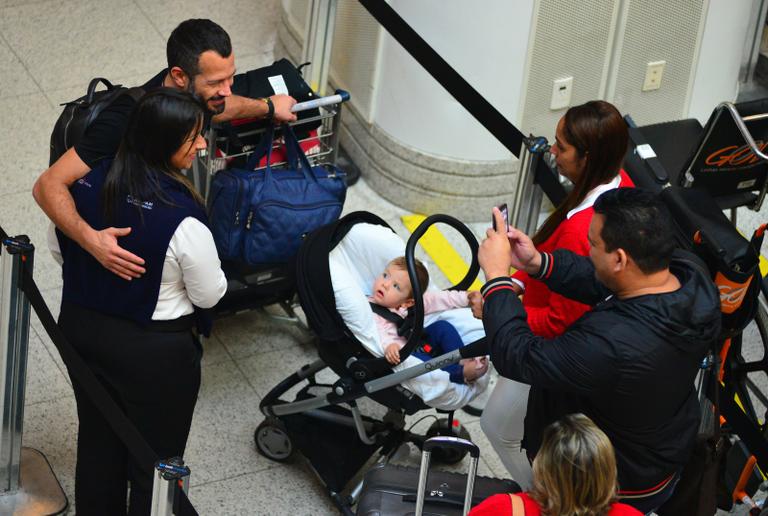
[167,19,232,79]
[593,188,676,274]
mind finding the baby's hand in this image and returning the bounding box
[384,343,401,365]
[462,356,489,383]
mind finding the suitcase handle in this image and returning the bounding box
[423,436,480,458]
[403,493,481,507]
[415,437,479,516]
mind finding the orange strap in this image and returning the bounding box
[719,338,731,382]
[509,493,525,516]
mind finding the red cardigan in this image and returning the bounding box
[469,492,642,516]
[511,170,634,338]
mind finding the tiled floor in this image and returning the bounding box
[2,1,768,515]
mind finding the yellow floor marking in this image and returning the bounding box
[401,214,484,291]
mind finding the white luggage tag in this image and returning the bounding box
[268,75,289,95]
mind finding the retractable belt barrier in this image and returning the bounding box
[357,0,567,225]
[357,0,525,159]
[0,225,197,516]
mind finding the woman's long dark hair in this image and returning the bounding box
[102,88,205,222]
[532,101,628,246]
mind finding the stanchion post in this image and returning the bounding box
[510,136,551,235]
[0,236,33,492]
[0,236,67,514]
[151,457,191,516]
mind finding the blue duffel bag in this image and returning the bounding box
[208,124,346,264]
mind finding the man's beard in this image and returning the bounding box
[207,96,226,114]
[187,81,225,114]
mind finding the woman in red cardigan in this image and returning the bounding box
[475,101,634,489]
[470,414,642,516]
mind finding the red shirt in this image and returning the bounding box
[469,492,643,516]
[512,170,634,338]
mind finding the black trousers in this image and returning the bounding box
[59,302,202,516]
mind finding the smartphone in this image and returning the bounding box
[493,203,509,232]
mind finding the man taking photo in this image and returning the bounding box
[476,188,721,513]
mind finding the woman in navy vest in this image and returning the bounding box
[50,88,227,515]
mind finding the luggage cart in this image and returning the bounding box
[188,90,350,324]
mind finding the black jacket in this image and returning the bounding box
[481,249,721,492]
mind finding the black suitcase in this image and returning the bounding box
[356,436,519,515]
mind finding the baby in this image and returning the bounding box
[370,256,488,384]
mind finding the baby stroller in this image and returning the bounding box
[255,211,492,513]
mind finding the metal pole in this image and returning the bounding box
[413,450,431,516]
[0,236,32,492]
[0,236,66,514]
[511,136,550,235]
[329,100,343,165]
[301,0,338,96]
[150,457,191,516]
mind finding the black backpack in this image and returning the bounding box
[49,78,144,166]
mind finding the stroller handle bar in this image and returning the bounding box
[291,89,350,113]
[401,214,481,363]
[267,340,489,418]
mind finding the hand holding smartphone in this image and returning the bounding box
[493,203,509,232]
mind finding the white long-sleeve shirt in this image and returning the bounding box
[48,217,228,320]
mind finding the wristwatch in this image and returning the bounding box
[260,97,275,120]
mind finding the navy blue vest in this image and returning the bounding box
[57,159,209,326]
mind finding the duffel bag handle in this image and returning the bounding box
[85,78,115,105]
[282,124,320,184]
[244,124,276,171]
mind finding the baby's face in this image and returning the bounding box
[372,266,413,309]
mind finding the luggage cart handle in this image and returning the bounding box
[291,89,350,113]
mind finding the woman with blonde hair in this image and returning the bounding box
[470,414,642,516]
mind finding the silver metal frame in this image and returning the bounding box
[0,239,30,492]
[510,137,551,236]
[740,0,768,86]
[414,436,479,516]
[682,102,768,214]
[302,0,338,96]
[150,459,190,516]
[269,349,466,417]
[0,237,66,514]
[191,101,344,206]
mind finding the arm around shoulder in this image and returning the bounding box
[33,147,92,238]
[34,149,145,280]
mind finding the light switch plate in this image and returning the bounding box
[550,76,573,110]
[642,61,665,91]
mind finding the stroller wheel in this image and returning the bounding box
[254,418,294,463]
[426,419,472,465]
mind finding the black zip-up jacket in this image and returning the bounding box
[481,249,721,492]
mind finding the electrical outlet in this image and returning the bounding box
[642,61,665,91]
[550,77,573,110]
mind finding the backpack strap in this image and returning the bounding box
[125,86,145,103]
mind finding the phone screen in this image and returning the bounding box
[493,203,509,232]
